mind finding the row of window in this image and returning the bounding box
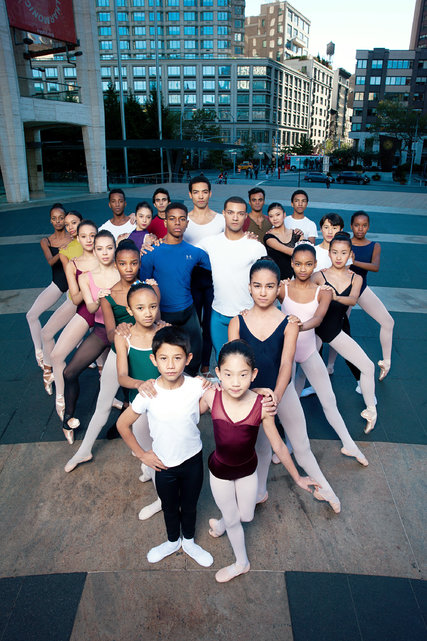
[100,39,231,49]
[357,58,413,69]
[97,0,230,6]
[355,76,410,85]
[98,10,232,21]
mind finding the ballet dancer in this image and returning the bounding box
[284,190,317,243]
[314,213,345,272]
[229,258,342,513]
[312,233,377,434]
[26,203,70,369]
[264,202,303,279]
[280,244,368,465]
[117,326,214,568]
[99,189,135,241]
[202,340,317,583]
[127,202,153,251]
[350,211,394,380]
[61,230,119,443]
[50,220,99,412]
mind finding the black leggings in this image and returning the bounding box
[63,324,110,427]
[155,450,203,541]
[191,267,214,368]
[161,304,202,376]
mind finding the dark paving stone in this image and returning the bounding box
[0,573,86,641]
[286,572,427,641]
[411,579,427,627]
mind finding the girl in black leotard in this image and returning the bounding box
[312,232,377,434]
[26,203,70,368]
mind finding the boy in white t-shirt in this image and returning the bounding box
[117,326,213,568]
[99,188,135,241]
[284,190,317,244]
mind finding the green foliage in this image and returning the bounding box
[291,136,315,155]
[371,100,427,150]
[184,109,221,141]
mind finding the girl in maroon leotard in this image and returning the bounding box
[200,340,317,584]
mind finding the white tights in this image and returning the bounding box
[50,314,89,399]
[329,331,376,408]
[209,470,258,567]
[255,425,272,502]
[26,282,64,355]
[296,351,362,455]
[41,298,76,367]
[277,382,339,503]
[358,287,394,363]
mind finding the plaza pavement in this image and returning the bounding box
[0,180,426,641]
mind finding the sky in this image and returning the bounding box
[245,0,417,73]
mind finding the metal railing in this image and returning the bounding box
[18,77,81,103]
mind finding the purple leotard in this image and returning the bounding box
[208,390,262,481]
[74,263,95,328]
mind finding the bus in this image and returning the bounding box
[284,155,324,171]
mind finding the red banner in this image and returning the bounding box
[6,0,77,44]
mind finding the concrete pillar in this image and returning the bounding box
[73,0,107,193]
[0,0,29,202]
[25,129,45,193]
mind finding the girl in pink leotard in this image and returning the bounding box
[201,340,317,584]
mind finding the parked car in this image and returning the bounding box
[336,171,370,185]
[237,161,254,171]
[303,172,335,183]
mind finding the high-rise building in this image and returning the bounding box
[410,0,427,49]
[350,48,427,165]
[330,68,353,146]
[244,1,310,63]
[285,56,334,149]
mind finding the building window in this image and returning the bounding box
[134,40,147,48]
[355,76,366,85]
[203,66,215,76]
[184,94,196,104]
[203,80,215,90]
[100,40,113,50]
[385,76,409,85]
[236,109,249,120]
[102,81,111,90]
[168,80,181,90]
[217,11,229,20]
[368,92,379,100]
[183,80,196,90]
[234,46,243,54]
[114,81,128,91]
[98,26,112,35]
[168,12,180,20]
[237,93,249,104]
[218,26,229,35]
[169,40,181,49]
[184,40,197,49]
[97,12,111,21]
[183,0,196,4]
[132,26,145,35]
[133,11,145,19]
[219,94,230,104]
[184,26,196,35]
[132,0,144,5]
[64,67,77,78]
[371,59,383,69]
[238,66,250,76]
[134,80,147,90]
[218,79,230,90]
[387,59,411,69]
[184,66,196,75]
[203,94,215,104]
[201,12,214,20]
[253,94,267,104]
[253,80,267,91]
[167,26,180,35]
[119,26,130,35]
[168,0,179,4]
[235,19,243,27]
[351,123,362,131]
[202,40,213,49]
[237,80,249,90]
[168,94,181,105]
[97,0,109,5]
[253,66,267,76]
[150,39,164,49]
[167,66,180,76]
[184,11,196,20]
[370,76,381,85]
[217,40,229,49]
[117,12,128,20]
[356,59,367,69]
[201,26,214,35]
[133,66,146,76]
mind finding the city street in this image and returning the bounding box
[0,181,425,641]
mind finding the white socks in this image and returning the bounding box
[182,538,213,567]
[146,537,213,566]
[138,497,162,520]
[147,539,181,563]
[139,463,152,483]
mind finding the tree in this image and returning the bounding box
[371,100,427,166]
[291,136,315,155]
[184,108,221,141]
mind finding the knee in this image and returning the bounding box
[364,359,375,377]
[385,314,395,331]
[240,509,255,524]
[63,364,75,383]
[26,308,37,323]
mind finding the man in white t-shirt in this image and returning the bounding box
[198,196,267,359]
[99,188,135,241]
[284,189,317,244]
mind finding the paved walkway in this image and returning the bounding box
[0,183,426,641]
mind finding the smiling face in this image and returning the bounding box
[351,215,370,240]
[50,208,66,231]
[135,207,153,231]
[329,241,351,268]
[165,208,188,239]
[116,249,140,283]
[215,353,257,399]
[77,224,97,252]
[94,236,115,265]
[291,250,316,281]
[127,288,158,327]
[189,182,211,209]
[150,343,192,383]
[65,214,80,238]
[267,206,285,228]
[109,193,126,217]
[249,268,280,308]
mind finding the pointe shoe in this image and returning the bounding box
[62,428,74,445]
[36,350,44,369]
[378,360,391,382]
[64,453,93,473]
[313,490,341,514]
[66,417,80,429]
[361,407,377,434]
[341,447,369,467]
[56,395,65,421]
[208,518,225,538]
[215,562,250,583]
[112,398,123,410]
[42,366,54,396]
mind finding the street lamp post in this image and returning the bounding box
[113,1,128,184]
[231,151,236,176]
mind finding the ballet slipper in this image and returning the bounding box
[215,562,250,583]
[56,395,65,421]
[208,518,225,538]
[112,398,123,410]
[378,360,391,382]
[361,407,377,434]
[66,417,80,430]
[340,447,369,467]
[313,490,341,514]
[64,453,93,473]
[256,492,268,505]
[36,349,44,369]
[271,453,281,464]
[62,428,74,445]
[42,366,54,396]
